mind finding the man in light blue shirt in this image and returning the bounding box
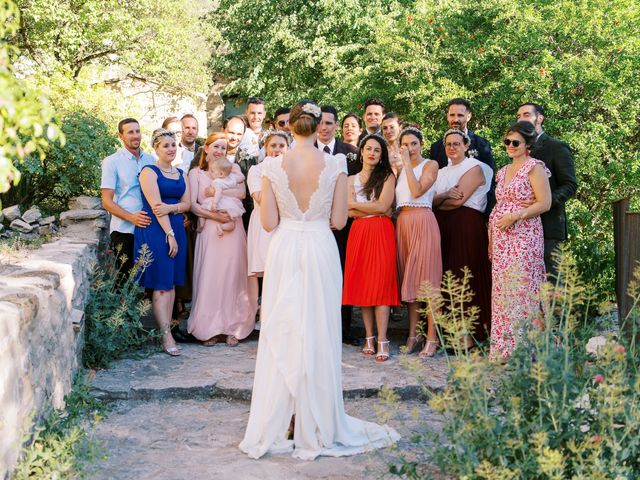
[101,118,155,277]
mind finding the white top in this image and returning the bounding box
[434,157,493,213]
[353,173,372,204]
[261,154,347,222]
[247,163,263,195]
[172,146,195,172]
[100,147,155,234]
[395,159,435,209]
[317,138,336,154]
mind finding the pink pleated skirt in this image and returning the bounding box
[396,207,442,303]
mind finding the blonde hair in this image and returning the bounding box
[198,132,228,170]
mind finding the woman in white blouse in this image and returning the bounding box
[432,129,493,351]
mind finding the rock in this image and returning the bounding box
[18,232,39,241]
[21,206,42,224]
[0,212,4,224]
[38,225,53,235]
[2,205,22,222]
[93,218,108,229]
[39,216,56,226]
[68,196,102,210]
[10,219,34,233]
[59,209,106,226]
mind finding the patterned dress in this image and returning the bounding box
[488,157,550,360]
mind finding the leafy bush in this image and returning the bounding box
[208,0,640,301]
[1,111,119,213]
[12,373,104,479]
[0,0,61,199]
[83,246,154,369]
[389,253,639,479]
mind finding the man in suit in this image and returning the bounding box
[316,105,360,345]
[517,102,578,277]
[357,98,385,145]
[429,98,495,216]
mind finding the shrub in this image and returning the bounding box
[389,253,639,479]
[1,111,119,213]
[82,246,154,369]
[12,373,104,479]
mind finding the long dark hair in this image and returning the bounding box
[358,135,393,201]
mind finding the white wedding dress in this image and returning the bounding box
[239,154,400,460]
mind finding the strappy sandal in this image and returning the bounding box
[203,336,218,347]
[375,340,390,363]
[419,340,439,358]
[404,335,422,354]
[163,346,181,357]
[226,335,239,347]
[362,336,376,356]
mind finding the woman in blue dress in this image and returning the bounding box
[134,128,191,356]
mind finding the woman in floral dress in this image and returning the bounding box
[489,121,551,360]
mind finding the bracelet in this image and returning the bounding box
[165,229,175,243]
[176,204,180,214]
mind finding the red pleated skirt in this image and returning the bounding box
[342,216,400,306]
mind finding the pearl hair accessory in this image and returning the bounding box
[301,103,321,119]
[400,126,423,138]
[442,128,471,145]
[360,132,388,146]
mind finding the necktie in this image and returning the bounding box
[323,145,331,154]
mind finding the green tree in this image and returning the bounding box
[208,0,640,299]
[0,0,60,199]
[14,0,217,96]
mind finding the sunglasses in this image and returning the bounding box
[503,139,523,147]
[277,120,287,127]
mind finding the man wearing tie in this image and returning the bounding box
[316,105,360,345]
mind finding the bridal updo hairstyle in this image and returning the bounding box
[289,100,321,136]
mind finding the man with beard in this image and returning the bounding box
[516,102,577,277]
[273,107,291,134]
[225,115,247,163]
[429,98,495,216]
[101,118,154,279]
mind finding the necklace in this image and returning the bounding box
[158,165,174,174]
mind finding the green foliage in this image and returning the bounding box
[14,0,217,95]
[208,0,640,299]
[390,253,640,479]
[1,111,119,212]
[0,0,61,200]
[83,246,154,369]
[12,373,105,479]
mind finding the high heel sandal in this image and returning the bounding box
[162,329,181,356]
[375,340,390,363]
[418,340,439,358]
[362,336,376,356]
[404,335,422,354]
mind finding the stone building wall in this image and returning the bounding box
[0,198,108,478]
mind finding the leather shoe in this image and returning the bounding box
[171,326,198,343]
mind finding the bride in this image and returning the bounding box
[239,100,400,460]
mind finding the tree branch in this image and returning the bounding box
[72,49,117,78]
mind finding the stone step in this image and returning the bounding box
[90,340,449,403]
[86,397,447,480]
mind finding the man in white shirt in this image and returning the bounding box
[172,114,198,172]
[101,118,155,278]
[225,115,247,163]
[238,97,266,157]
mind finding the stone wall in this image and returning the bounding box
[0,198,108,478]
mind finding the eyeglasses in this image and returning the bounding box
[445,142,463,148]
[503,139,523,147]
[277,120,287,127]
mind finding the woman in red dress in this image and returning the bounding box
[342,134,399,362]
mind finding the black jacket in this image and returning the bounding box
[529,132,577,240]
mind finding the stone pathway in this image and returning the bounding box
[88,337,451,479]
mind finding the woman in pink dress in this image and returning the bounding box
[188,132,254,347]
[489,121,551,360]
